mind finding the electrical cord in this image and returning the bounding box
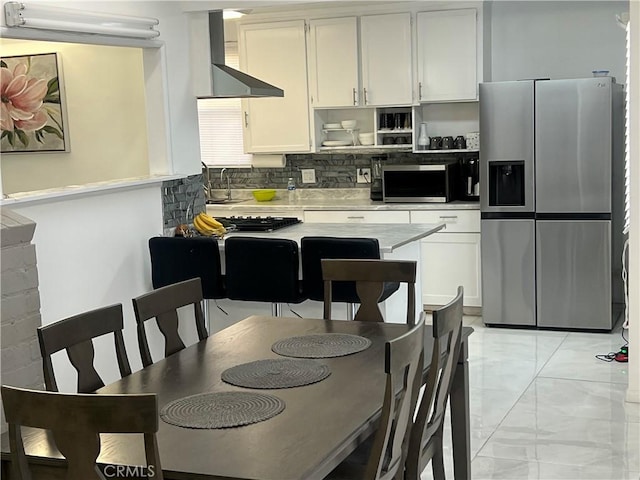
[622,238,630,329]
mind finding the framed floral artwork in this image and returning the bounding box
[1,52,69,153]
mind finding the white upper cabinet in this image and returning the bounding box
[239,20,311,153]
[360,13,413,106]
[307,13,412,108]
[417,9,478,102]
[308,17,359,108]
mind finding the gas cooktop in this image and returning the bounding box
[216,216,301,232]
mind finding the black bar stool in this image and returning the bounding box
[224,237,307,316]
[301,237,400,320]
[148,236,225,330]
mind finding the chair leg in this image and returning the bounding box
[346,303,355,320]
[272,303,282,317]
[202,299,210,333]
[431,441,446,480]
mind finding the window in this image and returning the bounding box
[197,43,251,168]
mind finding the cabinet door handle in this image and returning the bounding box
[418,82,423,100]
[352,88,357,106]
[244,112,249,128]
[347,216,365,220]
[363,88,368,105]
[439,215,458,220]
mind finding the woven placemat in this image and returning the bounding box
[271,333,372,359]
[160,391,285,429]
[221,358,330,389]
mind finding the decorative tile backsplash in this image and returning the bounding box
[161,151,478,227]
[162,174,205,228]
[203,151,477,190]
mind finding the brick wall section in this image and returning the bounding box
[1,209,44,433]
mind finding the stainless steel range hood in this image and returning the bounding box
[200,11,283,99]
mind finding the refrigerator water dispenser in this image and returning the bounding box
[489,161,525,206]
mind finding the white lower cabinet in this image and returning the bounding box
[304,210,410,224]
[411,210,481,308]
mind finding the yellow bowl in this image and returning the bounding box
[252,189,276,202]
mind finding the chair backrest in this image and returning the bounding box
[405,286,464,479]
[224,237,304,303]
[132,278,207,367]
[148,236,225,299]
[1,385,162,480]
[301,237,383,302]
[321,259,417,325]
[364,317,424,480]
[37,304,131,393]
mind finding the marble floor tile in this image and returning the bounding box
[468,330,566,372]
[418,317,637,480]
[468,356,540,392]
[514,377,640,423]
[538,332,631,384]
[471,456,640,480]
[477,409,640,471]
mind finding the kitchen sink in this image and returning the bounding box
[206,198,250,204]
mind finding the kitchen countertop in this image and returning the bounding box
[224,222,445,253]
[206,188,479,212]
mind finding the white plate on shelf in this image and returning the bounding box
[322,140,352,147]
[323,123,342,129]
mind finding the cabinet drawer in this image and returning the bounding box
[304,210,410,224]
[410,210,480,232]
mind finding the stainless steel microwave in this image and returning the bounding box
[382,162,458,203]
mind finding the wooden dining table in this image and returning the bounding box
[1,315,472,480]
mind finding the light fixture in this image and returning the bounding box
[4,1,160,39]
[222,10,247,20]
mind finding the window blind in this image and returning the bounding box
[197,43,251,168]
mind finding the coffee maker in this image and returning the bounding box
[370,155,384,201]
[459,157,480,201]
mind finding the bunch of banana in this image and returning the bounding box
[193,212,227,237]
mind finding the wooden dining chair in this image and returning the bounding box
[37,304,131,393]
[132,277,207,367]
[326,316,425,480]
[321,258,417,325]
[301,237,400,320]
[1,385,163,480]
[405,286,464,480]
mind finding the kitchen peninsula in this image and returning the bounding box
[210,220,444,332]
[206,188,482,322]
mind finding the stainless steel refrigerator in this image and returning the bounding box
[480,78,624,330]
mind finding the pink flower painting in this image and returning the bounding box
[1,53,68,153]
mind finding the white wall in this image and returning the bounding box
[10,186,165,391]
[31,1,205,176]
[1,40,149,194]
[489,1,627,82]
[0,1,210,391]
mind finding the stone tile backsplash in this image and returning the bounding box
[161,151,478,227]
[162,174,205,229]
[202,151,477,190]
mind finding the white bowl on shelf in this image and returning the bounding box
[323,123,342,129]
[322,140,352,147]
[341,120,357,129]
[358,132,374,146]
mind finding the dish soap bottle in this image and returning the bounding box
[417,122,429,150]
[287,177,297,203]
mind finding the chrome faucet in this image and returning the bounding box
[201,162,212,200]
[221,168,232,201]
